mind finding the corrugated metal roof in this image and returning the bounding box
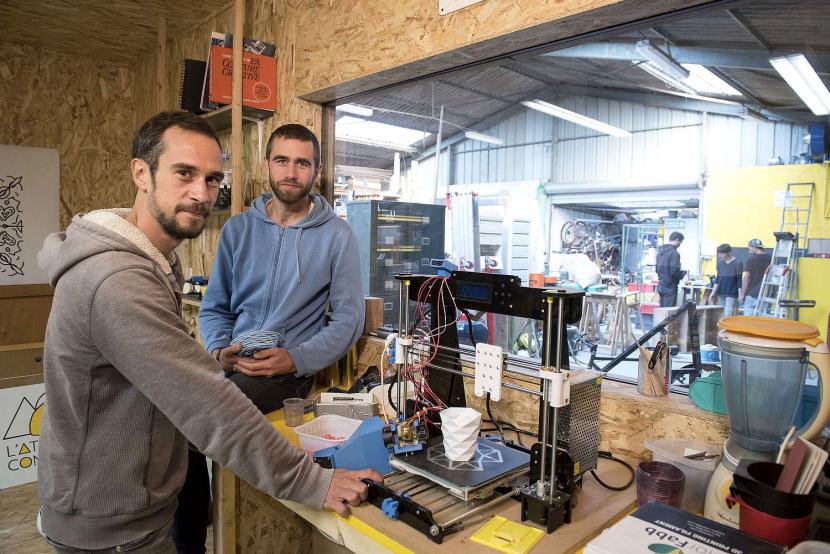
[336,0,829,170]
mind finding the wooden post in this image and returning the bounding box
[156,16,166,112]
[320,104,336,204]
[231,0,244,216]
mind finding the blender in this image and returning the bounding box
[704,317,830,526]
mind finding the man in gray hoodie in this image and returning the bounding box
[37,111,380,552]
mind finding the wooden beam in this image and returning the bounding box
[0,284,53,298]
[231,0,244,216]
[156,16,166,112]
[321,104,336,204]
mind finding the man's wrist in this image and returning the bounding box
[213,348,223,362]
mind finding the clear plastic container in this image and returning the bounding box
[294,414,362,456]
[645,437,721,513]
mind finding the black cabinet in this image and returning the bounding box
[347,200,446,327]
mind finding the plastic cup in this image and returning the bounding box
[636,461,685,507]
[283,398,305,427]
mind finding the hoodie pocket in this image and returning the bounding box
[72,376,155,515]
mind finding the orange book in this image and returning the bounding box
[208,45,277,111]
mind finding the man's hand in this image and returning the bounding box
[324,468,384,517]
[234,347,296,377]
[216,344,243,371]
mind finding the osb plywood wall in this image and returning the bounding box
[0,44,145,228]
[156,3,325,274]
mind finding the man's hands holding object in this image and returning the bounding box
[324,468,384,517]
[214,344,296,377]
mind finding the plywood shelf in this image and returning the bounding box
[200,105,273,132]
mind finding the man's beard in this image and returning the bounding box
[148,177,211,240]
[269,175,313,204]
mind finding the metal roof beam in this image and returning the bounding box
[436,80,514,105]
[726,9,773,51]
[542,42,830,73]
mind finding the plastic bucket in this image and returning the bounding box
[700,344,720,362]
[644,438,720,513]
[729,494,812,548]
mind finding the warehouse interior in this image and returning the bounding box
[2,0,830,552]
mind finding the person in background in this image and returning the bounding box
[656,231,685,308]
[183,124,365,553]
[200,124,365,410]
[709,243,743,317]
[36,111,379,554]
[740,238,771,315]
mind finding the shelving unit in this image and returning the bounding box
[347,200,445,327]
[199,104,273,132]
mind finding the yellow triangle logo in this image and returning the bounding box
[18,443,31,455]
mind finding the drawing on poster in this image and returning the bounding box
[0,175,24,277]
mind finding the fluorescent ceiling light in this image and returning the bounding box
[639,86,742,106]
[635,40,741,98]
[336,103,374,117]
[635,40,689,82]
[638,62,696,94]
[682,64,741,96]
[336,136,417,153]
[770,54,830,116]
[464,131,504,145]
[522,100,632,138]
[740,108,769,123]
[611,200,686,208]
[336,116,428,152]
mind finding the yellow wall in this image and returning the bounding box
[703,164,830,339]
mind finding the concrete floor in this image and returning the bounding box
[0,482,214,553]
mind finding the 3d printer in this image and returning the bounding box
[316,271,603,543]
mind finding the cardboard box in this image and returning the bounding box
[364,297,384,335]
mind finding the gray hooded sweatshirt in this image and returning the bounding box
[37,209,333,549]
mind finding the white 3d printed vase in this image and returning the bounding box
[439,407,482,461]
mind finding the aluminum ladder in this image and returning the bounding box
[754,231,799,318]
[753,183,815,319]
[781,182,815,254]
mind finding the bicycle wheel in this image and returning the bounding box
[561,221,576,246]
[574,221,590,242]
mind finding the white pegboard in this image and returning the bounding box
[439,0,485,16]
[474,343,504,401]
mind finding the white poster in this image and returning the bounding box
[0,383,45,488]
[0,144,60,285]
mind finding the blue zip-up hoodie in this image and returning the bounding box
[199,193,365,376]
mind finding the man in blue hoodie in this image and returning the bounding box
[200,123,364,405]
[175,125,365,552]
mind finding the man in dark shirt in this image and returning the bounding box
[740,238,771,315]
[656,231,685,307]
[709,243,743,317]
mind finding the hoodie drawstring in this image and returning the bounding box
[295,228,303,283]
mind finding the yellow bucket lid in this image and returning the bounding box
[719,316,820,342]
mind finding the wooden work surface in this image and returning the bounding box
[267,410,637,554]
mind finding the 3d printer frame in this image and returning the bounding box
[363,271,589,542]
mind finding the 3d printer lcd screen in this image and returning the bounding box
[456,281,492,302]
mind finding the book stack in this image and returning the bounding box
[200,31,278,116]
[586,503,785,554]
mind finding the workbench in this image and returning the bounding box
[212,407,637,554]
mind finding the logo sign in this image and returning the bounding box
[1,383,45,489]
